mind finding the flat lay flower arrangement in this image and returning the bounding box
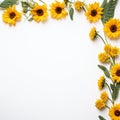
[1,0,120,119]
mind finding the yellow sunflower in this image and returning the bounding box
[89,27,97,40]
[104,44,112,56]
[98,52,110,63]
[98,76,105,90]
[95,99,106,110]
[74,1,84,12]
[109,104,120,120]
[85,2,103,22]
[111,63,120,83]
[30,4,48,22]
[2,6,22,26]
[50,1,68,20]
[104,18,120,39]
[100,91,108,103]
[110,46,120,57]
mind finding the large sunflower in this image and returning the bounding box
[2,6,22,26]
[109,104,120,120]
[104,18,120,39]
[30,4,48,22]
[85,2,103,22]
[50,1,68,20]
[111,63,120,83]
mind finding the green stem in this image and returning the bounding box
[106,105,110,109]
[97,34,106,44]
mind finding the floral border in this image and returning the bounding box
[1,0,120,119]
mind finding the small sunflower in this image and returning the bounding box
[111,63,120,83]
[100,91,108,103]
[98,52,110,63]
[2,6,22,26]
[104,18,120,39]
[109,104,120,120]
[50,1,68,20]
[85,2,103,22]
[89,27,97,40]
[110,46,120,57]
[98,76,105,90]
[95,99,106,110]
[74,1,84,12]
[104,44,112,56]
[30,4,48,22]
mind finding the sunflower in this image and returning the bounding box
[95,99,106,110]
[110,46,120,57]
[85,2,103,22]
[98,52,110,63]
[50,1,68,20]
[74,1,84,12]
[98,76,105,90]
[30,4,48,22]
[100,91,108,103]
[104,18,120,39]
[89,27,97,40]
[104,44,112,56]
[111,63,120,83]
[109,104,120,120]
[2,6,22,26]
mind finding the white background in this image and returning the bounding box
[0,0,120,120]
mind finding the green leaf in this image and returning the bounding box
[98,115,106,120]
[112,86,119,100]
[116,83,120,88]
[98,65,110,78]
[28,17,33,21]
[0,0,18,8]
[69,7,74,20]
[101,0,118,23]
[101,0,108,8]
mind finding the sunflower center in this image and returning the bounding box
[114,110,120,117]
[9,12,16,19]
[91,10,97,17]
[36,9,44,16]
[116,70,120,76]
[55,7,62,14]
[110,25,117,33]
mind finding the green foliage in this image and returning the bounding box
[101,0,118,23]
[69,7,74,20]
[98,115,106,120]
[0,0,18,8]
[98,65,110,78]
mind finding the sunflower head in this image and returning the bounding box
[98,76,105,90]
[85,2,103,22]
[109,104,120,120]
[98,52,110,63]
[89,27,97,40]
[95,99,106,110]
[2,6,22,26]
[110,46,120,57]
[100,91,108,103]
[111,63,120,83]
[30,4,48,22]
[74,1,84,12]
[50,1,68,20]
[104,44,112,56]
[104,18,120,39]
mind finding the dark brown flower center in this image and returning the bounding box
[36,9,44,16]
[9,12,16,19]
[55,7,62,14]
[110,25,117,33]
[91,9,97,16]
[116,70,120,76]
[114,110,120,116]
